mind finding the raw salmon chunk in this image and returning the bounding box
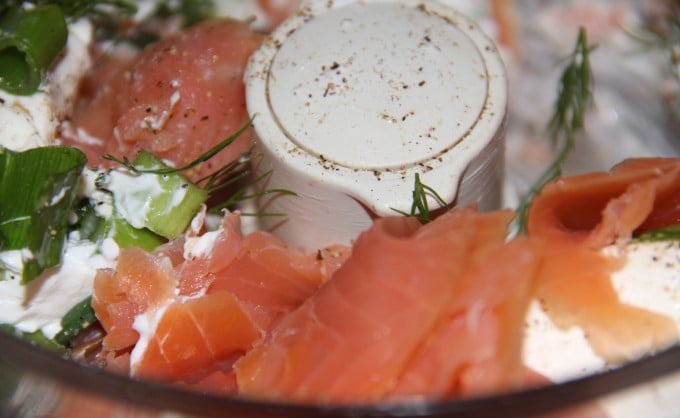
[131,291,261,384]
[93,247,177,351]
[62,19,263,181]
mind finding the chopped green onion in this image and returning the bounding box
[54,296,97,346]
[70,197,109,242]
[111,215,164,250]
[101,151,208,240]
[0,146,86,283]
[635,225,680,242]
[0,5,68,95]
[132,151,208,239]
[71,195,164,251]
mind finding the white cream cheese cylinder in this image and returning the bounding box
[245,0,507,250]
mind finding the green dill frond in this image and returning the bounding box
[513,27,596,236]
[102,118,254,176]
[392,173,449,224]
[104,118,297,217]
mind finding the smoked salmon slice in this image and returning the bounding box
[92,211,341,391]
[89,157,680,401]
[131,291,261,384]
[527,157,680,364]
[390,237,538,400]
[234,208,525,403]
[93,247,177,352]
[527,157,680,247]
[61,19,263,181]
[206,230,333,329]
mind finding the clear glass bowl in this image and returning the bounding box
[2,329,680,418]
[2,2,680,418]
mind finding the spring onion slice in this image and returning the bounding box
[98,151,208,240]
[635,225,680,242]
[54,295,96,346]
[0,5,68,95]
[0,146,86,283]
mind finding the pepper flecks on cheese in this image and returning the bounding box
[523,240,680,418]
[524,241,680,383]
[0,18,93,151]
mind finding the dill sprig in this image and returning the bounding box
[392,173,449,224]
[513,27,596,235]
[102,119,253,176]
[209,168,296,216]
[104,119,296,215]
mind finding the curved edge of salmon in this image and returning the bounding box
[527,157,680,248]
[527,157,680,365]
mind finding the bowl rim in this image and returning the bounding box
[2,330,680,417]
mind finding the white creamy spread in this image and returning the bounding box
[0,249,34,280]
[129,302,170,372]
[523,241,680,417]
[184,229,221,260]
[0,237,119,338]
[98,168,186,230]
[0,18,93,151]
[524,241,680,382]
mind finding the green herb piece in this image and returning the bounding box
[0,323,64,353]
[132,150,208,239]
[0,5,68,95]
[0,146,86,283]
[635,225,680,242]
[513,28,596,235]
[208,167,297,215]
[53,295,96,346]
[392,173,448,224]
[69,197,109,242]
[70,195,163,251]
[101,150,208,240]
[111,215,164,250]
[105,120,297,217]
